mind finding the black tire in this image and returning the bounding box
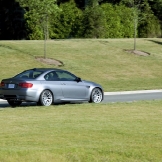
[89,88,103,103]
[39,90,53,106]
[36,100,42,106]
[7,100,22,108]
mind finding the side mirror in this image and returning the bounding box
[75,77,81,82]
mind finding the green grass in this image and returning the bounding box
[1,39,162,161]
[0,38,162,91]
[0,101,162,162]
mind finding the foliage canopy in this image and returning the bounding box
[0,0,161,39]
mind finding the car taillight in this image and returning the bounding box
[19,82,33,88]
[0,81,5,87]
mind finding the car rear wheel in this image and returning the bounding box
[7,100,22,107]
[89,88,103,103]
[39,90,53,106]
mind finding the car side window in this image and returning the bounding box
[56,71,76,81]
[44,72,60,81]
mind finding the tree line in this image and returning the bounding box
[0,0,161,40]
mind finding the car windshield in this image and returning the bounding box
[13,70,43,79]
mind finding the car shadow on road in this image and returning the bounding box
[0,101,85,108]
[0,102,37,108]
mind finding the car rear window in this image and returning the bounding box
[14,70,43,79]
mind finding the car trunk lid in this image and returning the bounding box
[0,78,33,90]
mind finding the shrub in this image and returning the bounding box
[138,14,161,38]
[49,0,83,39]
[101,3,134,38]
[82,5,106,38]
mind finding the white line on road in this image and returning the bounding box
[104,89,162,95]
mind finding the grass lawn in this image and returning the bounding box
[0,39,162,161]
[0,38,162,91]
[0,101,162,162]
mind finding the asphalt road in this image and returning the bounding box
[103,90,162,103]
[0,90,162,107]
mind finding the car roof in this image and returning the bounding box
[27,68,64,72]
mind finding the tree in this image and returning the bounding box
[16,0,59,58]
[82,0,106,38]
[50,0,83,38]
[100,3,134,38]
[0,0,26,40]
[149,0,162,36]
[116,4,134,38]
[121,0,146,50]
[100,0,121,5]
[17,0,59,39]
[149,0,162,20]
[101,3,121,38]
[138,0,161,37]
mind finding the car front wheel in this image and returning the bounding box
[7,100,22,107]
[89,88,103,103]
[39,90,53,106]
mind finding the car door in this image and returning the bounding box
[56,71,88,99]
[43,72,63,100]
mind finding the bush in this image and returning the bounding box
[49,0,83,39]
[101,3,134,38]
[116,5,134,38]
[138,14,161,38]
[82,5,106,38]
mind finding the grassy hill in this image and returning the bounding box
[0,39,162,162]
[0,38,162,91]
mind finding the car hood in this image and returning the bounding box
[82,80,102,87]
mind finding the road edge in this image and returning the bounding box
[1,89,162,102]
[104,89,162,95]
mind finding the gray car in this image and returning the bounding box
[0,68,104,107]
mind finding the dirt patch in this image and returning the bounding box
[125,49,150,56]
[35,57,63,66]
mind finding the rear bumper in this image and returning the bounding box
[0,89,40,102]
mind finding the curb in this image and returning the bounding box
[104,89,162,95]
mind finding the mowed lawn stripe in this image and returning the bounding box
[0,101,161,161]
